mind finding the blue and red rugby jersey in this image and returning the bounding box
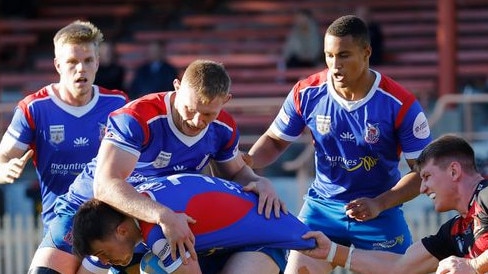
[136,173,315,272]
[63,91,240,208]
[270,69,432,202]
[3,84,128,229]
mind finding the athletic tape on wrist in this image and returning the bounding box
[326,242,337,263]
[345,244,355,270]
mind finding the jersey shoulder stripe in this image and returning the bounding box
[97,86,129,102]
[378,73,418,129]
[109,92,169,145]
[17,87,50,130]
[111,92,168,123]
[292,69,328,116]
[215,109,238,150]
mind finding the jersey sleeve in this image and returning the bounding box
[103,112,146,157]
[421,218,461,260]
[396,100,432,160]
[269,87,307,142]
[4,106,33,150]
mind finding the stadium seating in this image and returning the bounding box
[1,0,487,141]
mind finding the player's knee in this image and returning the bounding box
[28,266,62,274]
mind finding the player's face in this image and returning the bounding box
[419,159,457,212]
[173,80,230,136]
[54,42,99,102]
[90,232,136,266]
[324,34,371,92]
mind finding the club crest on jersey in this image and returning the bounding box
[153,151,171,168]
[316,115,331,135]
[364,123,380,144]
[49,125,65,144]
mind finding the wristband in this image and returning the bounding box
[326,242,337,262]
[345,244,355,270]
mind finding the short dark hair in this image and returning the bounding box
[416,134,478,173]
[326,15,370,47]
[72,199,127,259]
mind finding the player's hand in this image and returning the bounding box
[242,178,288,219]
[0,149,33,184]
[159,211,197,265]
[436,256,477,274]
[299,231,331,260]
[345,197,381,221]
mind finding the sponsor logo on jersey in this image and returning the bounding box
[49,125,65,144]
[412,112,430,139]
[323,155,379,172]
[50,162,87,176]
[372,235,404,249]
[73,137,89,147]
[340,131,356,142]
[364,123,380,144]
[153,151,171,168]
[316,115,331,135]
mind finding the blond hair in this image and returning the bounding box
[53,20,104,57]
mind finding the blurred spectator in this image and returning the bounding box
[356,5,384,66]
[282,9,323,69]
[95,41,126,91]
[129,41,179,99]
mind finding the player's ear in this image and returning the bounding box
[54,58,62,74]
[115,219,130,237]
[173,79,181,91]
[364,44,372,62]
[223,93,232,104]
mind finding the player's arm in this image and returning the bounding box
[247,129,291,169]
[346,159,421,221]
[301,231,439,274]
[0,136,33,184]
[93,141,197,262]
